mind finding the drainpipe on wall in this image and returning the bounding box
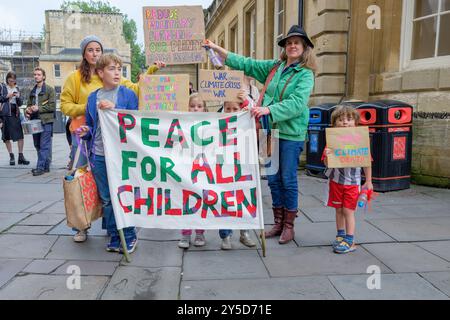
[298,0,304,27]
[341,0,352,103]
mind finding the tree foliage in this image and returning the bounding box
[61,0,145,81]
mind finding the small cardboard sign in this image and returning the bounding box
[198,70,244,102]
[139,74,190,112]
[143,6,206,65]
[325,126,371,168]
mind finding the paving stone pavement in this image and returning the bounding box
[1,134,450,300]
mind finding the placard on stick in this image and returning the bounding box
[198,70,244,102]
[139,74,190,112]
[143,6,206,65]
[325,126,371,168]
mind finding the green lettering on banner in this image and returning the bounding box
[191,121,213,146]
[141,156,157,181]
[142,118,160,148]
[122,151,138,180]
[161,157,182,182]
[219,116,238,147]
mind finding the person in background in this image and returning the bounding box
[25,67,56,176]
[0,71,30,166]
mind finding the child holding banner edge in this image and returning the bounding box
[219,98,257,250]
[178,93,208,249]
[61,35,165,243]
[77,54,139,254]
[322,105,373,254]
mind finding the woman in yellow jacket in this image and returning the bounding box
[61,35,164,243]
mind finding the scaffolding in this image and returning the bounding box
[0,29,43,86]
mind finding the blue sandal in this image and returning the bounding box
[334,241,356,254]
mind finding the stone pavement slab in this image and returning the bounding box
[53,261,119,276]
[0,259,32,288]
[23,259,66,274]
[48,219,107,237]
[101,267,181,300]
[21,201,57,214]
[414,241,450,262]
[187,230,261,252]
[259,229,298,249]
[182,250,269,281]
[44,201,66,214]
[6,225,53,235]
[137,228,181,241]
[368,217,450,241]
[0,234,58,259]
[362,243,450,273]
[45,236,122,262]
[0,275,109,300]
[0,201,36,213]
[0,182,63,203]
[328,273,449,300]
[181,276,343,300]
[122,240,183,268]
[261,247,392,277]
[19,213,65,226]
[376,203,450,219]
[0,213,29,232]
[294,220,395,247]
[419,272,450,298]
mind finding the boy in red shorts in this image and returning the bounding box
[322,105,373,254]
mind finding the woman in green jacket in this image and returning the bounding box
[204,25,316,244]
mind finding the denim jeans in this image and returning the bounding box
[91,155,136,240]
[219,230,233,239]
[267,139,304,211]
[33,123,53,171]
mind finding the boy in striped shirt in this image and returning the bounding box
[322,105,373,254]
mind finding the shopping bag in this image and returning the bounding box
[63,141,102,230]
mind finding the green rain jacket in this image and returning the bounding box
[226,52,315,141]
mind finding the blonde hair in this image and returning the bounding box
[189,93,208,112]
[280,38,317,72]
[331,105,360,127]
[96,53,123,71]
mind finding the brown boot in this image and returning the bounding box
[265,207,284,238]
[279,210,297,244]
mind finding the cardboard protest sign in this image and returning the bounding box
[98,109,264,230]
[198,70,244,102]
[143,6,206,65]
[325,126,371,168]
[139,74,190,111]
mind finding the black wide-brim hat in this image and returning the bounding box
[278,25,314,49]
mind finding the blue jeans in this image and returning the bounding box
[267,139,304,211]
[219,230,233,239]
[33,123,53,171]
[91,155,136,240]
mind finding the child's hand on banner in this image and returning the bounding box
[98,100,115,110]
[76,126,90,137]
[324,147,333,157]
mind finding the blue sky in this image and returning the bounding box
[0,0,213,45]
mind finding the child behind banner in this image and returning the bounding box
[178,93,209,249]
[219,91,257,250]
[77,54,139,254]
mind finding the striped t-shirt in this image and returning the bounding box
[325,168,362,186]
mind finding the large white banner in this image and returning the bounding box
[98,109,264,230]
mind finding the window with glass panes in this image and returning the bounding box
[412,0,450,59]
[274,0,285,57]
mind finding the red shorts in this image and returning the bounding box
[327,180,360,210]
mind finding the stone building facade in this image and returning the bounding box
[205,0,450,187]
[39,10,132,102]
